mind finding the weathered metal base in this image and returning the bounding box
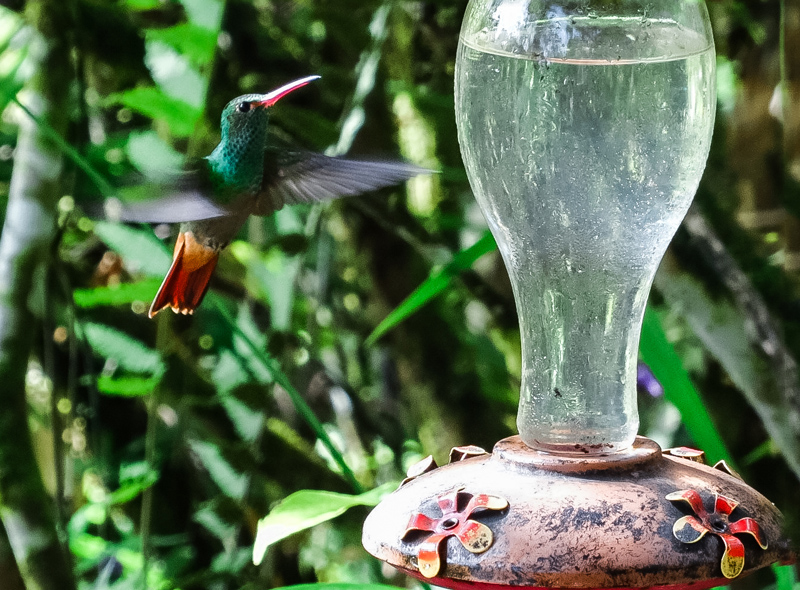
[363,436,794,589]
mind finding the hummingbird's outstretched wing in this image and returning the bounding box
[97,166,230,224]
[102,191,230,223]
[257,147,430,216]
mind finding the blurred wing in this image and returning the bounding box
[102,191,229,223]
[99,166,229,224]
[258,148,430,216]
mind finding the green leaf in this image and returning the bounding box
[73,278,162,309]
[146,24,217,66]
[639,307,732,464]
[93,221,172,277]
[180,0,224,30]
[193,502,238,542]
[0,46,25,115]
[107,471,159,504]
[773,564,798,590]
[253,483,395,565]
[107,87,201,137]
[97,374,162,397]
[125,130,184,177]
[122,0,161,9]
[188,439,249,501]
[82,322,165,376]
[366,232,497,346]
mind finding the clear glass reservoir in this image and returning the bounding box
[455,0,716,453]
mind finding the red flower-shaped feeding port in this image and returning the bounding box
[402,487,508,578]
[666,489,768,579]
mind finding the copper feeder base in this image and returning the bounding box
[362,436,794,590]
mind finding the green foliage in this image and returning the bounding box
[92,221,171,277]
[107,87,202,138]
[253,484,395,565]
[82,322,165,376]
[639,308,732,464]
[73,278,163,309]
[0,0,798,589]
[366,231,496,345]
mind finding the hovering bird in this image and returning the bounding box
[108,76,425,318]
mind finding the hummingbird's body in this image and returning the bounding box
[137,76,424,317]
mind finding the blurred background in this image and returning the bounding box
[0,0,797,589]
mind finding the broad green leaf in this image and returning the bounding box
[146,24,217,66]
[125,130,184,177]
[639,307,731,464]
[107,471,159,504]
[253,483,395,565]
[93,221,171,277]
[193,502,238,542]
[107,87,201,137]
[70,533,108,560]
[774,564,798,590]
[180,0,224,30]
[366,232,496,345]
[188,439,249,501]
[73,278,162,309]
[97,374,162,397]
[230,241,299,330]
[82,322,165,376]
[221,395,264,443]
[0,45,25,115]
[122,0,161,9]
[144,40,206,108]
[210,547,251,575]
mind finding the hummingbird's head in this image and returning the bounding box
[219,75,320,144]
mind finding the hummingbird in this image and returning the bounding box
[108,76,425,318]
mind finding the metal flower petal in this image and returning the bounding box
[672,515,708,544]
[719,534,746,579]
[667,489,768,580]
[402,488,508,578]
[728,517,768,549]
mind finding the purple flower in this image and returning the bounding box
[637,362,664,397]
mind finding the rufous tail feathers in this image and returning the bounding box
[149,232,219,318]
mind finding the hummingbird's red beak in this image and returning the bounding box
[255,75,320,108]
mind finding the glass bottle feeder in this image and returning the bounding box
[362,0,794,588]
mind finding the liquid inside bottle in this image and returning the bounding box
[455,17,715,453]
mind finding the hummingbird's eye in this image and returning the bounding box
[237,102,252,113]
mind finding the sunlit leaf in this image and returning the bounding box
[253,483,395,565]
[97,374,162,397]
[125,130,185,178]
[193,502,238,543]
[221,395,264,443]
[180,0,224,31]
[107,471,159,504]
[70,533,108,560]
[773,563,797,590]
[82,322,165,376]
[73,278,162,309]
[366,232,497,345]
[144,40,206,108]
[188,439,249,501]
[146,24,217,66]
[93,221,171,277]
[107,86,201,137]
[122,0,161,9]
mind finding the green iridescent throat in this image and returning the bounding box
[206,107,270,195]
